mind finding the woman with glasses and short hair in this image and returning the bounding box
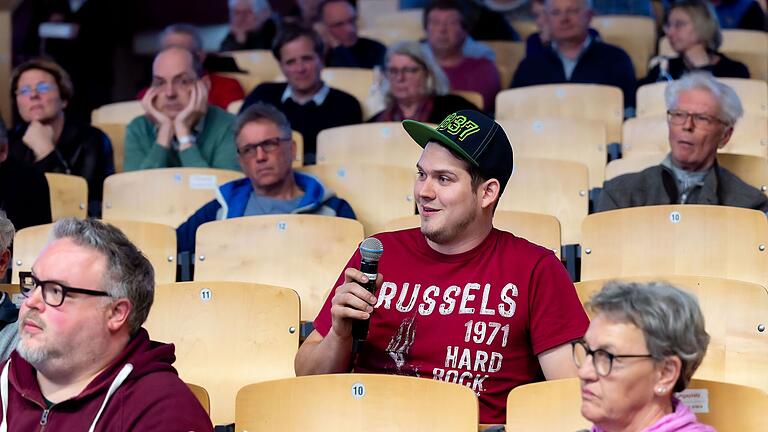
[8,58,114,217]
[639,0,749,86]
[368,41,476,123]
[574,280,713,432]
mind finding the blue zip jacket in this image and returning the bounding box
[176,172,355,254]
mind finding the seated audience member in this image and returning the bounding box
[295,109,590,425]
[177,103,355,254]
[423,0,501,112]
[0,218,213,430]
[640,0,750,86]
[317,0,386,69]
[140,24,245,110]
[369,41,477,122]
[219,0,279,51]
[0,211,17,361]
[591,0,654,15]
[526,0,601,57]
[0,116,51,231]
[240,26,363,164]
[598,72,768,212]
[125,46,240,172]
[512,0,637,115]
[576,281,713,432]
[8,59,113,217]
[711,0,766,30]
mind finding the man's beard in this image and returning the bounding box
[421,208,477,245]
[16,313,51,366]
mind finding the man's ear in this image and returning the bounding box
[479,179,500,210]
[717,126,734,149]
[200,75,212,91]
[106,298,132,333]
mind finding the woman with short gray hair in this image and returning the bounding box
[575,281,713,431]
[369,41,476,122]
[639,0,749,86]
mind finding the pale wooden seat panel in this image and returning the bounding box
[622,114,768,158]
[91,100,144,124]
[145,281,299,425]
[44,173,87,220]
[506,378,589,431]
[499,158,589,245]
[300,163,415,235]
[321,67,375,119]
[92,122,127,172]
[591,15,656,78]
[498,118,607,189]
[236,373,479,431]
[580,205,768,286]
[220,50,282,93]
[684,379,768,430]
[102,168,244,228]
[495,84,624,145]
[576,276,768,394]
[186,383,211,416]
[604,153,666,181]
[385,210,561,258]
[484,41,525,88]
[12,220,177,284]
[717,153,768,194]
[636,78,768,118]
[317,122,424,169]
[193,215,364,320]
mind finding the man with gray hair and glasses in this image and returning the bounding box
[0,218,213,430]
[0,211,18,362]
[176,103,355,254]
[598,72,768,212]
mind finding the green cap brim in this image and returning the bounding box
[402,119,480,168]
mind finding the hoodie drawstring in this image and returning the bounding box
[1,359,11,432]
[87,363,133,432]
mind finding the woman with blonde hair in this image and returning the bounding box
[639,0,749,85]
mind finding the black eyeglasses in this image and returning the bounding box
[19,271,111,307]
[236,137,291,157]
[666,109,726,130]
[571,340,654,377]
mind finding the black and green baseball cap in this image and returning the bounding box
[402,110,514,195]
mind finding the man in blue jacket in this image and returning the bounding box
[176,103,356,254]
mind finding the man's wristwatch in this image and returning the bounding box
[178,135,197,146]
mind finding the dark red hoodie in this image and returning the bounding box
[0,328,213,431]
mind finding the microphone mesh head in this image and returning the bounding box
[359,237,384,262]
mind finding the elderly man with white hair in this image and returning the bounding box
[220,0,278,51]
[597,72,768,212]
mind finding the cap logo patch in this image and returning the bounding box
[437,113,481,141]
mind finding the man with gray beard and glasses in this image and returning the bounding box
[0,218,212,431]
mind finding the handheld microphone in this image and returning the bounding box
[352,237,384,354]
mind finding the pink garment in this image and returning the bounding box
[441,56,500,112]
[591,398,716,432]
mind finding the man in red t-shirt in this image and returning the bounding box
[295,109,589,424]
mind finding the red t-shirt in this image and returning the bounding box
[313,228,589,424]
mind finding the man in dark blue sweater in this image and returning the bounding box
[511,0,636,115]
[318,0,386,69]
[240,25,363,164]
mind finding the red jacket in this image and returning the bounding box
[0,329,213,431]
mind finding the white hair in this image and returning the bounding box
[229,0,272,13]
[665,71,744,127]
